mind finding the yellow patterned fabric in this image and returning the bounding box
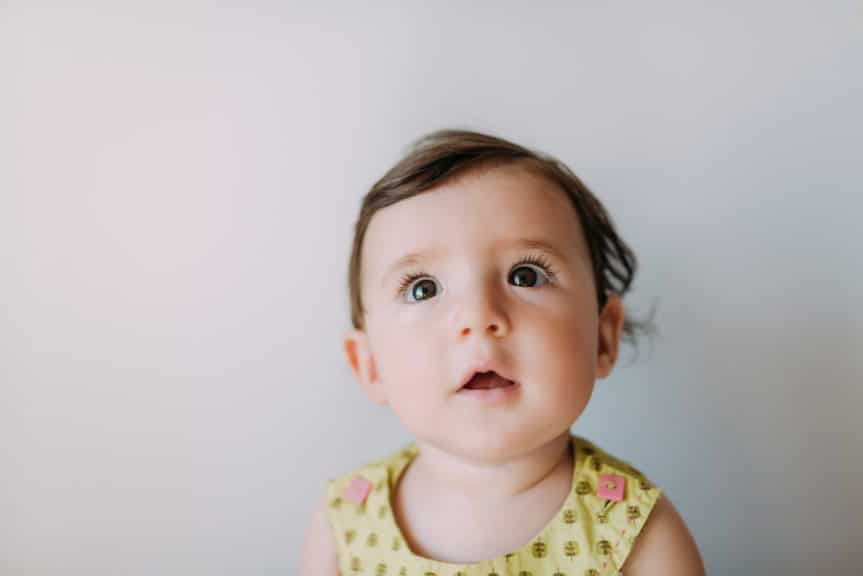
[325,435,662,576]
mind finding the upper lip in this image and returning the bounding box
[457,359,516,390]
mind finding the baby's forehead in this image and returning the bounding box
[362,166,590,281]
[370,166,579,235]
[384,164,577,216]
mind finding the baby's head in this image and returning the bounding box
[343,129,652,462]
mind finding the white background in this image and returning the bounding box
[2,1,861,574]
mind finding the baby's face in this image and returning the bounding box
[347,163,622,462]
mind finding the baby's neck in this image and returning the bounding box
[410,432,573,502]
[393,432,574,562]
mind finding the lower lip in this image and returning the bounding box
[457,381,520,404]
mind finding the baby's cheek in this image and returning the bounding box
[381,353,441,412]
[526,324,596,404]
[526,317,594,366]
[387,386,442,438]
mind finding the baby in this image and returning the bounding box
[301,129,704,575]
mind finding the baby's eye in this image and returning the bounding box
[400,275,440,303]
[509,263,551,288]
[398,258,554,303]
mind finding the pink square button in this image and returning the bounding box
[597,474,625,501]
[344,475,372,504]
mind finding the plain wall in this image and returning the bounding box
[2,1,861,574]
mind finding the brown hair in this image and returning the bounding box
[347,128,656,349]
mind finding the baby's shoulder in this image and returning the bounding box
[572,434,657,487]
[568,435,668,569]
[575,438,705,574]
[324,442,416,518]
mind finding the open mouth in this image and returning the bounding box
[461,371,517,390]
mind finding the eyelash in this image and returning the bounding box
[395,254,558,298]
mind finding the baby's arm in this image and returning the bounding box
[299,491,340,576]
[622,494,705,575]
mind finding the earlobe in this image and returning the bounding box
[596,295,625,379]
[343,329,387,405]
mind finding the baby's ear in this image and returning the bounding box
[596,294,625,379]
[343,329,387,405]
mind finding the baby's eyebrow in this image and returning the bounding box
[379,237,567,288]
[379,249,443,289]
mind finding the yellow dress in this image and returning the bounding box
[325,435,661,576]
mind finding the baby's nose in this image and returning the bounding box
[459,320,505,338]
[453,287,511,340]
